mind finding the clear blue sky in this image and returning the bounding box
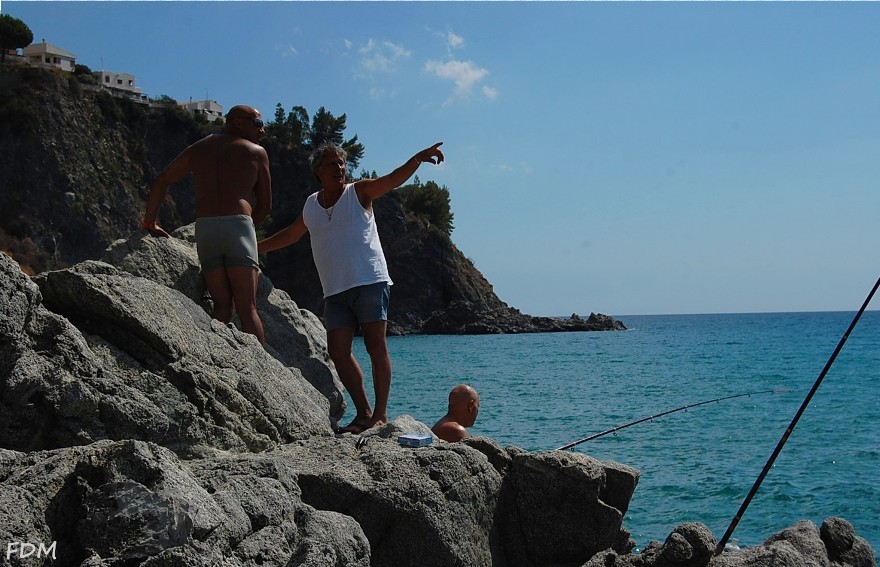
[6,1,880,316]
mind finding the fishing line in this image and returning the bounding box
[557,389,791,451]
[714,274,880,555]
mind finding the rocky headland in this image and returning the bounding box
[0,233,875,567]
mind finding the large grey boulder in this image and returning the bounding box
[0,439,370,566]
[101,226,345,424]
[496,449,639,564]
[1,251,332,455]
[284,432,503,567]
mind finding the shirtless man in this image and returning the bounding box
[432,384,480,442]
[259,141,444,433]
[142,105,271,345]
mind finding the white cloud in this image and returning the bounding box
[446,31,464,50]
[369,86,389,100]
[276,44,299,58]
[427,27,464,53]
[424,59,497,104]
[384,41,411,60]
[358,39,411,75]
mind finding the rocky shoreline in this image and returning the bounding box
[0,232,875,566]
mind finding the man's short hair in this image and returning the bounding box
[309,143,347,179]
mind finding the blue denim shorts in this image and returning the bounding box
[324,282,391,331]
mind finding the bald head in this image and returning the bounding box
[449,384,477,405]
[447,384,480,427]
[225,105,264,143]
[225,105,258,123]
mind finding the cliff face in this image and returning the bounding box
[0,66,199,272]
[0,65,624,334]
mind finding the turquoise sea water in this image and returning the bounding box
[354,311,879,557]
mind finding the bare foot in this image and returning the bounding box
[336,419,371,434]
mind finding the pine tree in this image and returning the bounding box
[0,14,33,64]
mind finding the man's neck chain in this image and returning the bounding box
[320,190,336,221]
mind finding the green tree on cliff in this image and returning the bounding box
[396,178,455,236]
[266,103,290,145]
[308,107,364,173]
[284,105,311,150]
[0,14,33,64]
[73,64,98,85]
[267,104,364,174]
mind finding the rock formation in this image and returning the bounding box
[0,235,875,566]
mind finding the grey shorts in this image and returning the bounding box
[324,282,391,331]
[195,215,259,272]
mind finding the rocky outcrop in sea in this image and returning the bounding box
[0,232,875,566]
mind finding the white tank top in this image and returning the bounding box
[302,183,392,297]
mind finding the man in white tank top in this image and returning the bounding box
[259,141,444,433]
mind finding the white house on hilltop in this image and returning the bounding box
[178,99,225,123]
[23,40,76,72]
[20,39,146,103]
[96,70,148,102]
[17,38,223,112]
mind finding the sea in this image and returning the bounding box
[353,310,879,558]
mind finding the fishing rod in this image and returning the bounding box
[714,274,880,555]
[557,389,791,451]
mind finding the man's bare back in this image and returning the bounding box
[142,105,271,345]
[190,133,269,220]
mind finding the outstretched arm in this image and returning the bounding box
[354,142,444,204]
[258,215,308,254]
[142,148,194,237]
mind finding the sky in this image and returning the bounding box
[4,1,880,317]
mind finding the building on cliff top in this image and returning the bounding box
[178,99,226,124]
[17,39,223,116]
[20,39,147,104]
[96,70,148,103]
[22,39,76,72]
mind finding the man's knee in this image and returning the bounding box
[361,323,388,353]
[327,341,351,362]
[364,338,389,359]
[227,268,259,299]
[326,329,354,359]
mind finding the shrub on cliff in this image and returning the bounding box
[0,228,51,275]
